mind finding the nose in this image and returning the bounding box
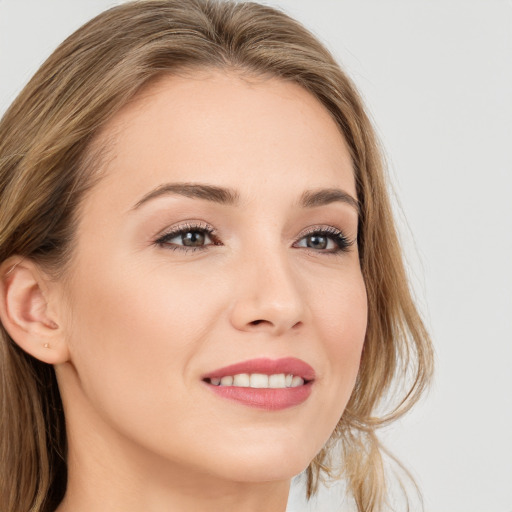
[229,247,306,336]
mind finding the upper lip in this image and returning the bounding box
[202,357,316,381]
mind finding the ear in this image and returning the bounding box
[0,257,70,364]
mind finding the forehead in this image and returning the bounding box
[88,70,356,210]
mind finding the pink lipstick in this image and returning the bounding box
[202,357,315,411]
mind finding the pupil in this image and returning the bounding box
[307,235,327,250]
[182,231,205,246]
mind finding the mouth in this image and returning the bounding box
[205,373,310,388]
[201,357,315,411]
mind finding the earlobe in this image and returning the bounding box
[0,257,70,365]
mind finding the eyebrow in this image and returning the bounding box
[131,182,359,213]
[131,182,240,209]
[299,188,359,213]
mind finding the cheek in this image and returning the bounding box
[63,262,213,409]
[61,262,230,464]
[64,253,237,398]
[70,253,217,337]
[314,268,367,353]
[311,271,367,419]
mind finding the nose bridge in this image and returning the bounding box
[229,237,306,335]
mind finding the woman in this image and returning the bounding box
[0,1,433,511]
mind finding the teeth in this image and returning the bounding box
[220,376,233,386]
[291,376,304,387]
[209,373,306,388]
[233,373,250,387]
[269,373,286,388]
[250,373,268,388]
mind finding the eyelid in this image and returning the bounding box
[294,225,356,254]
[153,221,356,255]
[154,221,219,250]
[296,224,347,238]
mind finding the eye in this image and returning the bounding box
[154,223,218,252]
[294,226,354,254]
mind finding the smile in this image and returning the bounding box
[206,373,305,388]
[202,357,315,410]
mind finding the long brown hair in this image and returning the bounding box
[0,1,433,511]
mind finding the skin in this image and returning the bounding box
[5,71,368,511]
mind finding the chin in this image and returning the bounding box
[204,441,315,483]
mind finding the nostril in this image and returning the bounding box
[250,320,264,326]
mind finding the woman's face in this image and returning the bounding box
[54,70,367,483]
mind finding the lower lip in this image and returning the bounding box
[204,382,313,411]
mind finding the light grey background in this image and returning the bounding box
[1,1,511,511]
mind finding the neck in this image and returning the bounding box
[58,465,290,512]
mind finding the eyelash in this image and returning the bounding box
[154,222,355,255]
[297,225,354,254]
[155,222,220,253]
